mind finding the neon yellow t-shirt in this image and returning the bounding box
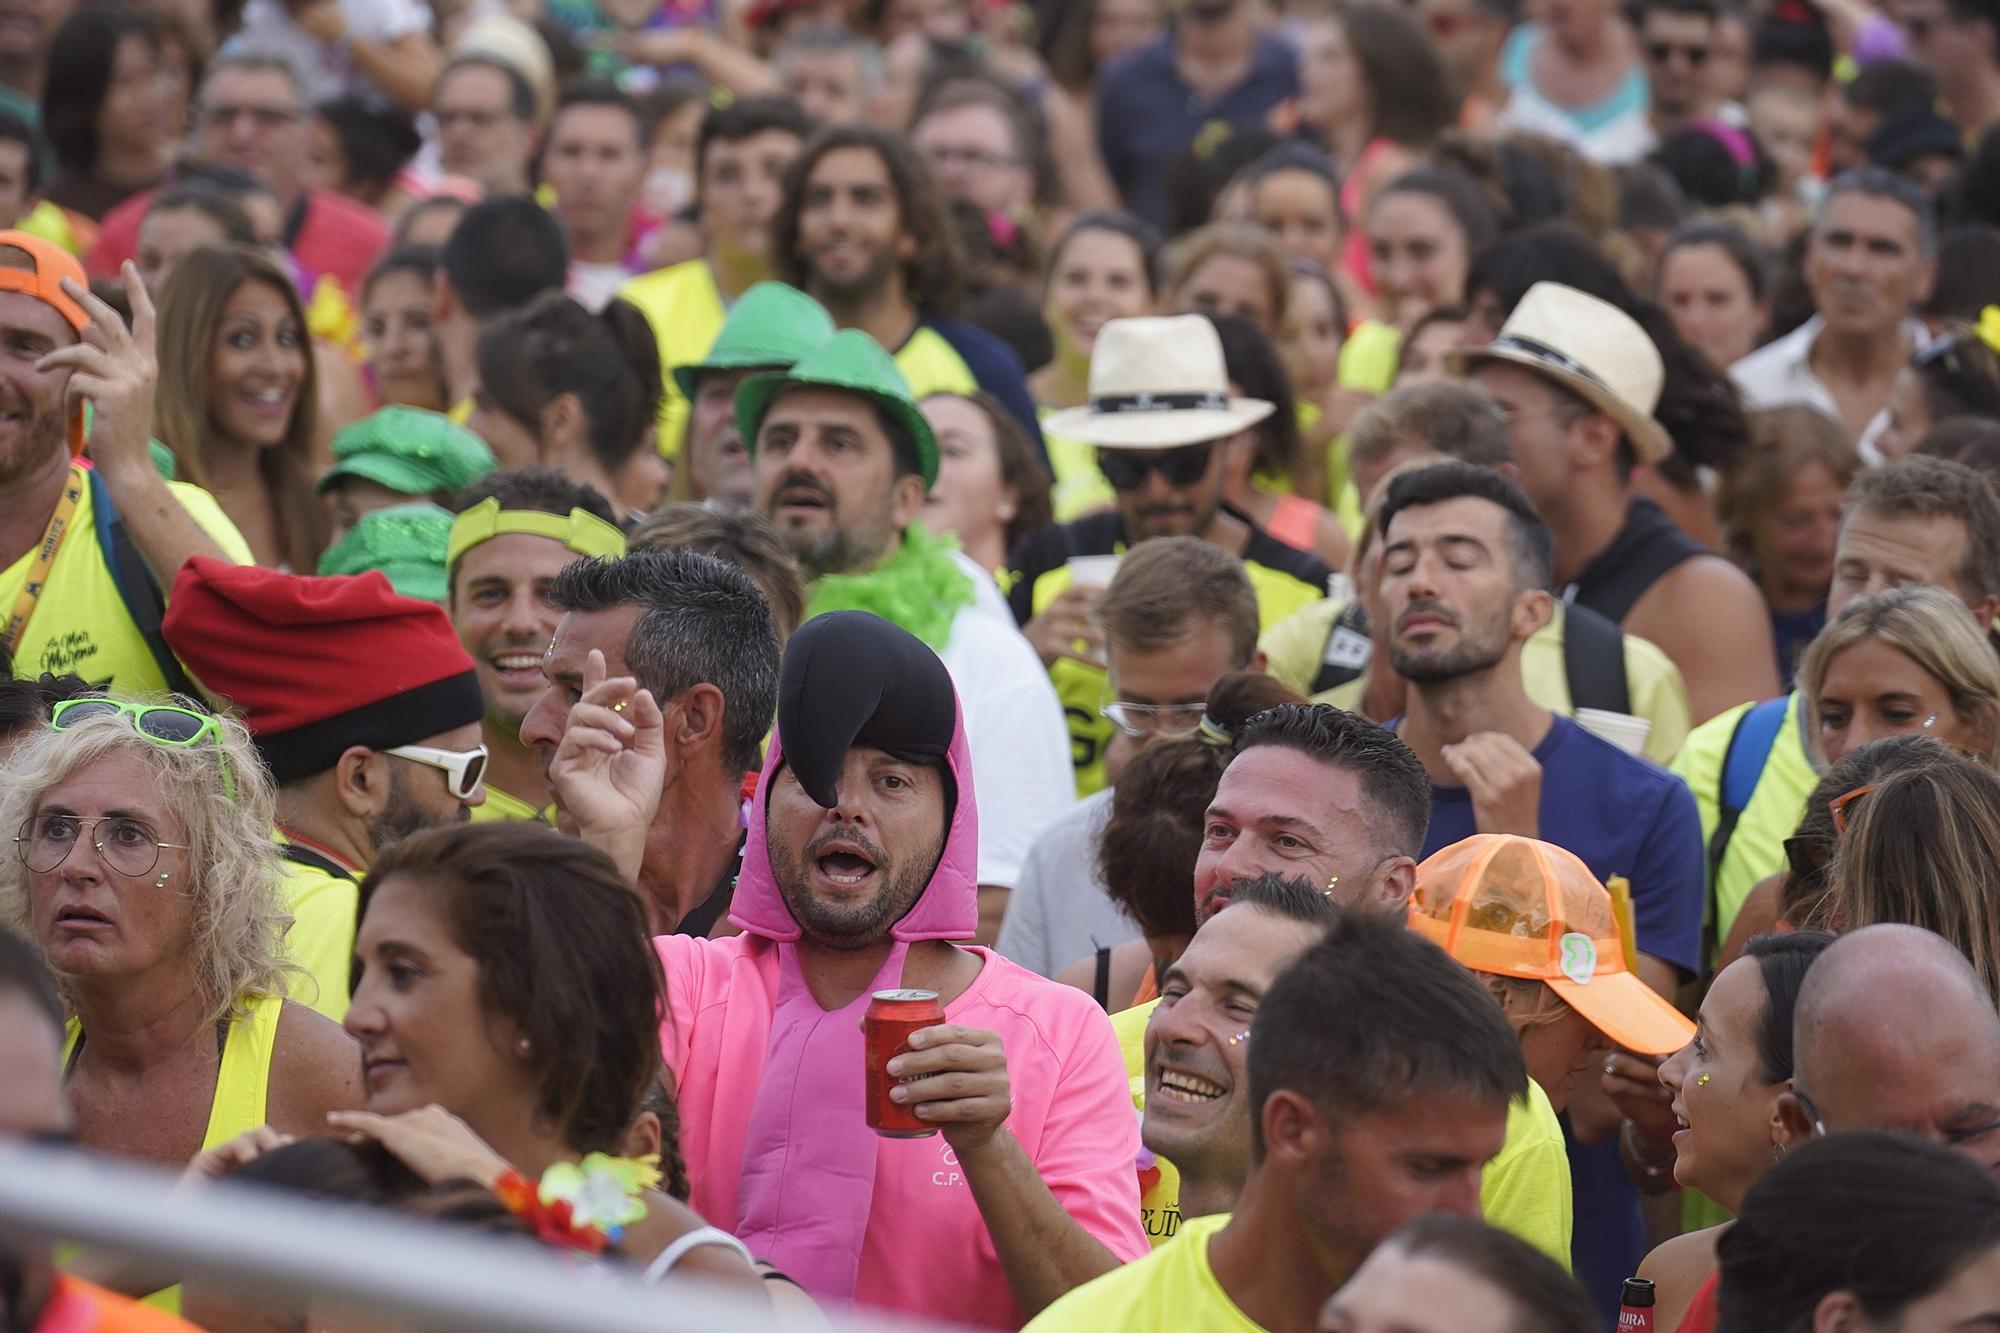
[1671,692,1818,963]
[272,838,358,1024]
[621,259,727,458]
[1112,998,1573,1267]
[470,785,555,824]
[1,476,251,692]
[1041,411,1115,521]
[1259,597,1694,767]
[1023,1214,1265,1333]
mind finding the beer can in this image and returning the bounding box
[865,988,945,1138]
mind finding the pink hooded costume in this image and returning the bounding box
[656,612,1145,1327]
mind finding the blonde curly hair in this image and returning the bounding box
[0,706,295,1024]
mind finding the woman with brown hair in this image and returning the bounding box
[1718,405,1861,688]
[919,390,1055,574]
[153,244,326,571]
[1162,221,1291,344]
[1294,3,1458,302]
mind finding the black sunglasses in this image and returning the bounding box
[1647,40,1709,63]
[1097,441,1218,491]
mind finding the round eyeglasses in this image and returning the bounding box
[16,813,188,878]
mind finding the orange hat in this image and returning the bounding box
[1411,834,1696,1057]
[0,231,91,456]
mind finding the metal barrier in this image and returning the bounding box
[0,1140,962,1332]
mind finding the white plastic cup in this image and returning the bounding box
[1065,554,1122,588]
[1575,708,1653,756]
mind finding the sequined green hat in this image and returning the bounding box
[316,503,454,603]
[316,406,497,497]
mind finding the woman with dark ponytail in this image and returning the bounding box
[467,293,672,521]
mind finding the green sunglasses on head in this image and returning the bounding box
[50,698,238,803]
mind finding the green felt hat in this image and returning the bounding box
[316,406,497,497]
[316,502,454,604]
[735,330,938,488]
[673,282,837,402]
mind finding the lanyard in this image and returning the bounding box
[3,463,85,659]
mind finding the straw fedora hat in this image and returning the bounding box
[1446,282,1674,467]
[1042,315,1274,449]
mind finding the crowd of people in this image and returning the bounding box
[8,0,2000,1326]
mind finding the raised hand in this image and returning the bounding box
[37,264,156,476]
[548,648,666,883]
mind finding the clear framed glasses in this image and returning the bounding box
[16,813,188,878]
[385,743,488,800]
[1099,700,1207,741]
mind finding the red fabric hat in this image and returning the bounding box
[161,557,484,783]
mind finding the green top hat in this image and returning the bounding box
[316,406,497,497]
[316,502,454,603]
[735,329,938,488]
[672,282,837,402]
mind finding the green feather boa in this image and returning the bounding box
[805,525,977,651]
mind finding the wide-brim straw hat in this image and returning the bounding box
[1043,315,1274,450]
[1446,282,1675,467]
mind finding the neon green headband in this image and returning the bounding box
[446,498,628,569]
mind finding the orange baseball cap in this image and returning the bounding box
[0,231,92,455]
[1411,834,1696,1057]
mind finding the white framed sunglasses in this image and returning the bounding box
[384,743,488,800]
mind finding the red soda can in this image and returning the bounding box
[865,988,945,1137]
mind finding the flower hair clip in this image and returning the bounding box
[493,1153,660,1256]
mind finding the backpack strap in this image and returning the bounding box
[88,469,200,700]
[1702,695,1790,966]
[1561,602,1632,716]
[1309,600,1375,696]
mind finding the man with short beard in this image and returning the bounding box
[555,611,1146,1327]
[161,561,489,1022]
[1373,459,1703,1314]
[747,329,1070,944]
[773,122,1045,457]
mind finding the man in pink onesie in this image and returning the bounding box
[653,610,1145,1326]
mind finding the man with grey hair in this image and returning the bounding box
[521,548,782,936]
[1780,923,2000,1175]
[1732,168,1936,458]
[86,53,390,293]
[775,27,879,127]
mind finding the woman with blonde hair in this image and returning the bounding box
[1826,754,2000,1005]
[0,700,358,1304]
[1162,220,1291,344]
[154,244,327,572]
[1797,585,2000,769]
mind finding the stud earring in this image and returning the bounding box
[997,503,1017,522]
[516,1037,532,1057]
[1323,872,1339,897]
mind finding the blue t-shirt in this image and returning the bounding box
[1414,712,1704,975]
[1095,32,1299,229]
[1408,712,1704,1317]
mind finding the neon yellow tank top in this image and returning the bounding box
[64,993,283,1313]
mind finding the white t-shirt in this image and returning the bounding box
[994,788,1140,978]
[232,0,430,108]
[570,261,636,314]
[935,600,1075,892]
[1730,314,1929,463]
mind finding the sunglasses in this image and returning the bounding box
[50,698,236,802]
[384,743,488,801]
[1096,441,1217,492]
[1783,833,1833,884]
[1647,40,1709,64]
[1828,782,1875,836]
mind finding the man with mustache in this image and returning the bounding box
[1732,168,1935,457]
[1008,315,1332,797]
[557,610,1147,1327]
[748,329,1071,946]
[1373,458,1703,1317]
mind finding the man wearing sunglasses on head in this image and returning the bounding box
[1009,315,1331,799]
[161,559,488,1021]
